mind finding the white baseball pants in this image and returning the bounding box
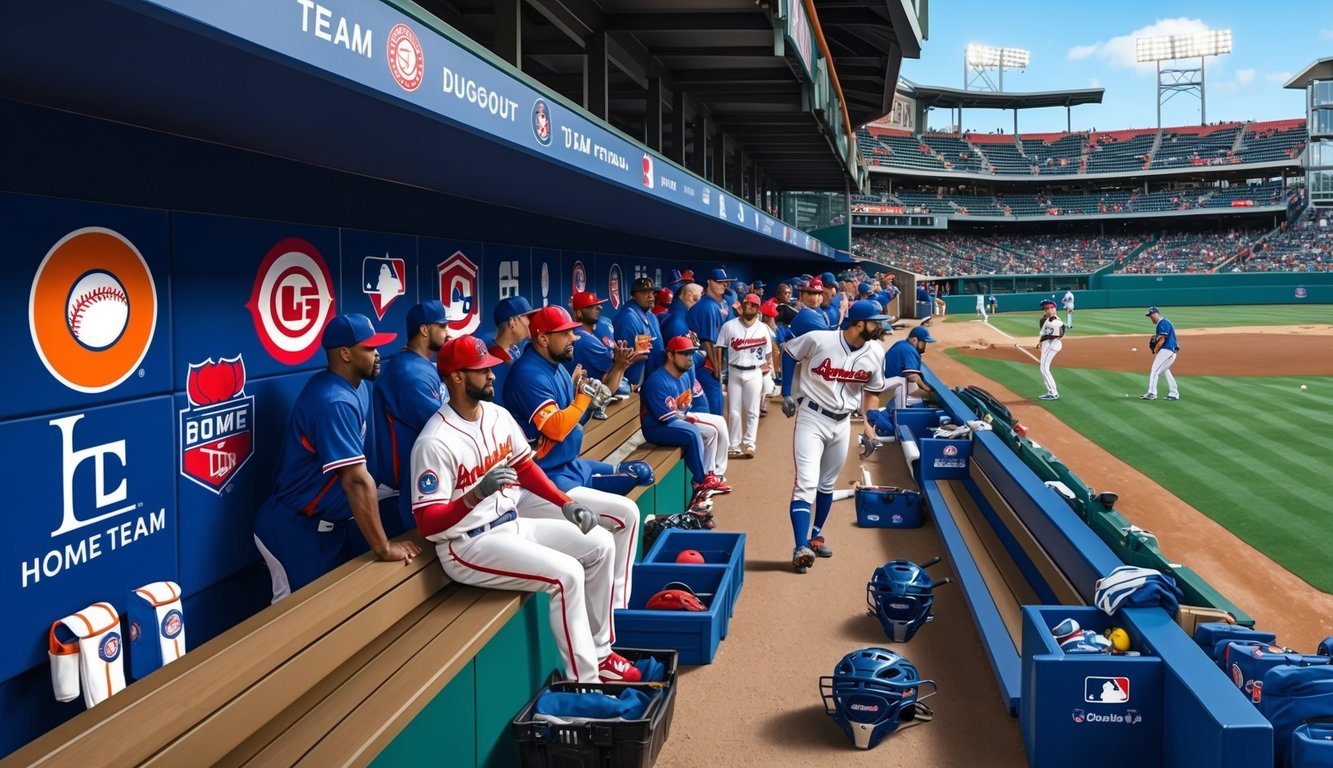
[437,492,615,683]
[1147,349,1179,398]
[790,406,850,504]
[1039,341,1061,397]
[726,367,763,451]
[687,412,730,476]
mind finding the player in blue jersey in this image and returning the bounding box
[867,325,936,439]
[687,268,735,416]
[254,314,422,603]
[488,296,538,409]
[372,301,450,534]
[1142,307,1181,401]
[780,279,831,399]
[661,281,700,342]
[503,306,643,619]
[568,291,640,418]
[915,283,933,325]
[818,272,840,327]
[640,336,732,507]
[614,276,665,389]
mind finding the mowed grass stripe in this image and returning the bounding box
[945,350,1333,591]
[976,304,1333,338]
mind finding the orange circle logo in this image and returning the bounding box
[29,227,158,393]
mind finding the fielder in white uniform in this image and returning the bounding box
[1062,289,1075,328]
[411,336,640,684]
[1037,299,1065,400]
[717,293,773,458]
[780,300,888,573]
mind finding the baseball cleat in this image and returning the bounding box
[809,537,833,558]
[727,448,743,459]
[598,652,643,683]
[1038,393,1060,400]
[1139,393,1156,400]
[793,546,816,574]
[1166,395,1179,401]
[742,445,756,458]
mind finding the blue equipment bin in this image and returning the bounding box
[855,487,924,528]
[615,564,731,665]
[642,529,745,617]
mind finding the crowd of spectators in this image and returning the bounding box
[1118,229,1260,274]
[1237,207,1332,272]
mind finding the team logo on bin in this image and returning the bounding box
[532,99,552,146]
[247,238,335,365]
[29,227,159,393]
[943,445,959,457]
[437,251,480,336]
[1071,709,1086,724]
[179,355,255,494]
[162,610,184,639]
[1084,676,1130,704]
[386,24,424,91]
[99,632,122,663]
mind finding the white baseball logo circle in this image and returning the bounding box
[258,251,333,354]
[67,270,130,349]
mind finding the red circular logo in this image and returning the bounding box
[246,238,335,365]
[386,24,424,92]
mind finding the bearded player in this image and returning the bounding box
[411,336,640,683]
[780,301,889,573]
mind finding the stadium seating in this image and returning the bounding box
[1239,119,1308,163]
[1119,229,1260,274]
[1238,206,1333,272]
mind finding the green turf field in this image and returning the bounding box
[958,305,1333,338]
[946,349,1333,593]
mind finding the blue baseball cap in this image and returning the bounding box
[909,325,937,343]
[820,272,837,285]
[493,296,537,326]
[406,300,447,333]
[1040,299,1057,309]
[706,267,734,283]
[322,314,397,349]
[1145,306,1160,317]
[858,282,872,295]
[841,299,889,329]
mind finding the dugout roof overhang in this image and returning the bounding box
[902,82,1105,111]
[1285,58,1333,88]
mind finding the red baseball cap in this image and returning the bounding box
[437,336,503,375]
[759,299,779,318]
[529,306,581,335]
[798,279,825,293]
[675,549,706,565]
[665,335,700,353]
[571,291,608,311]
[743,293,762,305]
[655,287,674,306]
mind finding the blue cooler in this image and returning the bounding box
[642,530,744,617]
[855,487,923,528]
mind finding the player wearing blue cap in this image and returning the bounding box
[489,296,539,408]
[613,277,665,389]
[1142,307,1181,401]
[372,302,451,534]
[818,272,840,327]
[254,314,422,603]
[687,268,735,416]
[866,324,935,439]
[1037,299,1065,400]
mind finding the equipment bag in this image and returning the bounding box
[1291,718,1333,768]
[1263,666,1333,767]
[1225,643,1330,706]
[1195,622,1275,653]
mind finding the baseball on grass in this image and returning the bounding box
[1301,384,1308,391]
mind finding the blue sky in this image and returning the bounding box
[897,1,1329,133]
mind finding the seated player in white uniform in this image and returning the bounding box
[410,335,641,684]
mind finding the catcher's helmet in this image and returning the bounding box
[867,560,937,642]
[820,647,936,750]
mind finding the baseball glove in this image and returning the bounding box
[858,433,878,459]
[1147,337,1159,354]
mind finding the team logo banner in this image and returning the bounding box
[179,355,254,494]
[437,250,480,335]
[247,237,336,365]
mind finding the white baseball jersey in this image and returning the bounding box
[1062,291,1074,310]
[716,317,773,369]
[411,401,533,541]
[783,330,886,414]
[1039,316,1065,350]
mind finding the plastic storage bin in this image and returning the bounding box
[642,529,745,617]
[511,677,676,767]
[854,487,923,528]
[615,564,731,664]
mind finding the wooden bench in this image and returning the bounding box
[4,393,684,768]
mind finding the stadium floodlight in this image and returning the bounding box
[1135,29,1232,127]
[964,44,1030,93]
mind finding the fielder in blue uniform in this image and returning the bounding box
[687,268,735,416]
[781,279,831,397]
[372,301,450,534]
[868,325,936,435]
[1142,306,1181,401]
[614,276,665,388]
[488,296,538,409]
[254,314,421,603]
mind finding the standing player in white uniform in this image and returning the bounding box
[1062,289,1075,329]
[716,293,773,459]
[780,301,888,573]
[1037,299,1065,400]
[411,335,641,684]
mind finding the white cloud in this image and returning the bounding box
[1065,18,1214,76]
[1235,68,1255,85]
[1266,71,1293,84]
[1320,29,1333,41]
[1215,68,1256,94]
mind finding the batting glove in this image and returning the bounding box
[858,433,878,458]
[474,465,518,500]
[579,377,614,408]
[781,396,798,418]
[562,501,598,534]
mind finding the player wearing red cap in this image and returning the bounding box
[715,293,773,458]
[639,336,731,507]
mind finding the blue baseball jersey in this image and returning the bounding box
[883,339,924,378]
[565,326,615,380]
[614,302,664,385]
[640,366,707,424]
[1154,317,1180,351]
[916,286,931,303]
[594,316,615,342]
[269,370,370,521]
[371,350,444,490]
[504,349,586,472]
[487,341,523,408]
[687,294,729,344]
[818,304,838,327]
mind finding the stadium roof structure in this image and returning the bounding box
[1284,58,1333,89]
[902,81,1105,111]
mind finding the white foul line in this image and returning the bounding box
[984,319,1042,363]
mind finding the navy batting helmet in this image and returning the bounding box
[819,647,937,750]
[867,559,942,643]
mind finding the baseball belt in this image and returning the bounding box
[464,509,518,538]
[803,398,848,422]
[730,364,759,371]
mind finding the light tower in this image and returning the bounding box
[1135,29,1232,128]
[964,44,1030,92]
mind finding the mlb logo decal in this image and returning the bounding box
[362,255,407,320]
[1084,676,1130,703]
[179,355,255,494]
[437,251,480,336]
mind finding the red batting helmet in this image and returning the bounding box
[675,549,706,565]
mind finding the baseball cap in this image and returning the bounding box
[322,314,397,350]
[706,267,734,283]
[1145,306,1160,317]
[858,282,872,295]
[405,300,448,334]
[909,325,937,343]
[820,271,837,285]
[797,279,825,294]
[1040,299,1057,308]
[529,306,581,335]
[437,335,503,375]
[743,292,762,305]
[751,279,767,292]
[841,299,889,329]
[655,287,674,306]
[665,335,700,353]
[667,268,695,286]
[759,299,779,318]
[493,296,537,326]
[630,277,656,293]
[571,291,608,311]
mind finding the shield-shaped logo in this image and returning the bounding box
[179,355,255,494]
[608,265,623,309]
[437,251,480,336]
[362,255,407,320]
